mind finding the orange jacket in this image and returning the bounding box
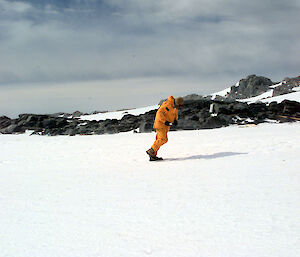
[153,96,178,129]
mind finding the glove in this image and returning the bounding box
[165,121,171,126]
[173,120,178,126]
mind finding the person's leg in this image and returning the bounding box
[152,128,168,154]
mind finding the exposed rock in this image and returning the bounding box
[0,124,25,134]
[213,95,227,101]
[282,100,300,116]
[50,112,70,118]
[273,77,300,97]
[41,119,58,129]
[2,72,300,137]
[0,116,11,130]
[72,111,84,118]
[159,94,208,105]
[284,76,300,87]
[1,99,299,136]
[227,75,273,100]
[183,94,204,101]
[138,121,153,133]
[200,115,232,129]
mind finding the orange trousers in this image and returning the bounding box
[152,127,170,154]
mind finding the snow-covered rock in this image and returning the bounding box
[210,75,300,104]
[210,75,274,100]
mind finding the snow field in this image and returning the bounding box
[80,105,159,121]
[0,123,300,257]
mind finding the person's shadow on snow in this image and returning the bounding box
[164,152,248,161]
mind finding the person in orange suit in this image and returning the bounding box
[146,96,184,160]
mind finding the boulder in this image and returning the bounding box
[42,119,58,129]
[72,111,86,118]
[63,128,78,136]
[227,75,273,99]
[17,115,38,128]
[273,77,300,97]
[200,116,229,129]
[177,120,200,130]
[0,124,25,134]
[282,100,300,116]
[273,84,295,96]
[138,121,153,133]
[213,103,232,115]
[0,116,11,130]
[56,119,69,128]
[183,94,204,101]
[214,95,227,101]
[229,102,249,113]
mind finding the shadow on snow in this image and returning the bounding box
[163,152,248,162]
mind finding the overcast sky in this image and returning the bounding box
[1,0,300,117]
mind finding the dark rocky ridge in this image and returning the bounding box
[1,99,299,136]
[1,74,300,136]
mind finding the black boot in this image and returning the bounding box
[149,156,163,161]
[146,148,163,161]
[146,148,156,158]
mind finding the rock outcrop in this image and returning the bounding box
[273,76,300,97]
[0,116,11,130]
[1,74,300,136]
[1,99,299,136]
[225,75,274,100]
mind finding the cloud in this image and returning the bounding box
[1,0,299,85]
[0,0,299,116]
[0,0,31,13]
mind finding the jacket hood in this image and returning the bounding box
[168,96,175,106]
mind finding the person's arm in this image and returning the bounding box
[156,107,168,126]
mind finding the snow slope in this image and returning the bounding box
[210,81,239,100]
[238,90,274,103]
[248,90,300,104]
[1,123,300,257]
[238,83,300,104]
[80,105,159,121]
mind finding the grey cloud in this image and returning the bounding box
[0,0,299,116]
[1,0,299,82]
